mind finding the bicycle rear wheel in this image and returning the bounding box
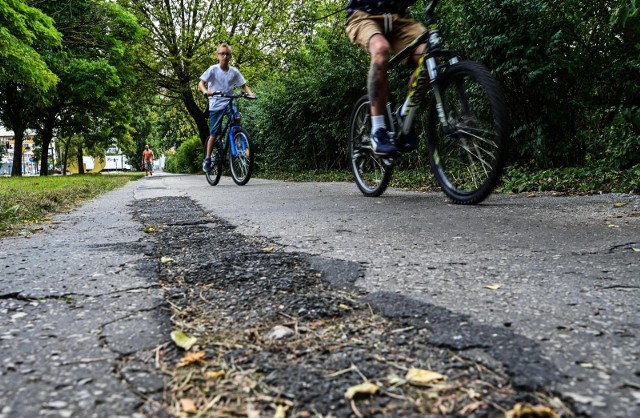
[348,95,393,197]
[426,61,509,204]
[229,128,254,185]
[205,144,223,186]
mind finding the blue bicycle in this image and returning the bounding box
[204,92,256,186]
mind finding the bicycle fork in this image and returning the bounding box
[399,54,461,134]
[229,126,246,158]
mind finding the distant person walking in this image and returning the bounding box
[142,145,154,176]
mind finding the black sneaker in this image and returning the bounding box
[371,128,398,155]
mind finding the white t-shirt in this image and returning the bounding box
[200,64,246,111]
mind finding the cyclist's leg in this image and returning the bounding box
[346,12,391,117]
[346,12,398,154]
[206,110,225,158]
[367,34,391,117]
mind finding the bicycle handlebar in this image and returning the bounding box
[205,91,258,100]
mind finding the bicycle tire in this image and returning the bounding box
[205,144,223,186]
[229,128,254,186]
[425,60,509,204]
[348,95,393,197]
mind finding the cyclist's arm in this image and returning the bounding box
[198,79,210,96]
[240,84,256,98]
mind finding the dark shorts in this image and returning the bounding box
[143,161,153,171]
[209,109,226,137]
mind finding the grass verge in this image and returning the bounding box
[0,173,144,237]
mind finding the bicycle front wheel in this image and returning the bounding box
[229,128,254,186]
[205,144,223,186]
[348,95,393,197]
[426,61,509,204]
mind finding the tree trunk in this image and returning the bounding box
[11,129,25,177]
[38,108,58,176]
[77,145,85,174]
[63,139,70,175]
[182,91,209,151]
[2,84,27,177]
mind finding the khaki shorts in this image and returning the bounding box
[345,10,426,53]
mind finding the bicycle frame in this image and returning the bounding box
[385,0,457,138]
[215,97,247,160]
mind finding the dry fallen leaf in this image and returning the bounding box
[405,368,445,386]
[607,224,620,228]
[180,398,197,413]
[262,247,274,252]
[205,370,225,379]
[578,362,594,368]
[143,227,155,233]
[160,256,175,263]
[505,403,559,418]
[170,330,197,350]
[274,404,289,418]
[633,248,640,252]
[484,284,502,290]
[344,382,379,399]
[177,351,206,367]
[613,202,628,208]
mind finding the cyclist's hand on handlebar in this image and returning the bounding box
[203,90,223,97]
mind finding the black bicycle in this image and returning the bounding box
[205,92,257,186]
[348,0,509,204]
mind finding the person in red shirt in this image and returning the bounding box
[142,144,154,176]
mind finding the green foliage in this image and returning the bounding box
[437,0,640,169]
[246,25,367,172]
[164,135,202,174]
[0,0,61,90]
[30,0,145,175]
[499,164,640,194]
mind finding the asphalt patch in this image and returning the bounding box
[133,196,575,417]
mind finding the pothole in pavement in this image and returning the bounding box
[133,196,575,417]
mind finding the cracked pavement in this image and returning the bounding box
[0,186,167,418]
[1,173,639,417]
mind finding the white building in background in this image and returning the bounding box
[0,127,53,175]
[104,145,132,171]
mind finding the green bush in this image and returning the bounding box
[163,135,203,174]
[164,153,178,173]
[436,0,640,169]
[246,25,367,173]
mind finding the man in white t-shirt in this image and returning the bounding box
[198,43,256,172]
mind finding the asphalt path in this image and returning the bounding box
[1,172,639,417]
[134,173,639,418]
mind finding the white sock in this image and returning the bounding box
[371,115,386,133]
